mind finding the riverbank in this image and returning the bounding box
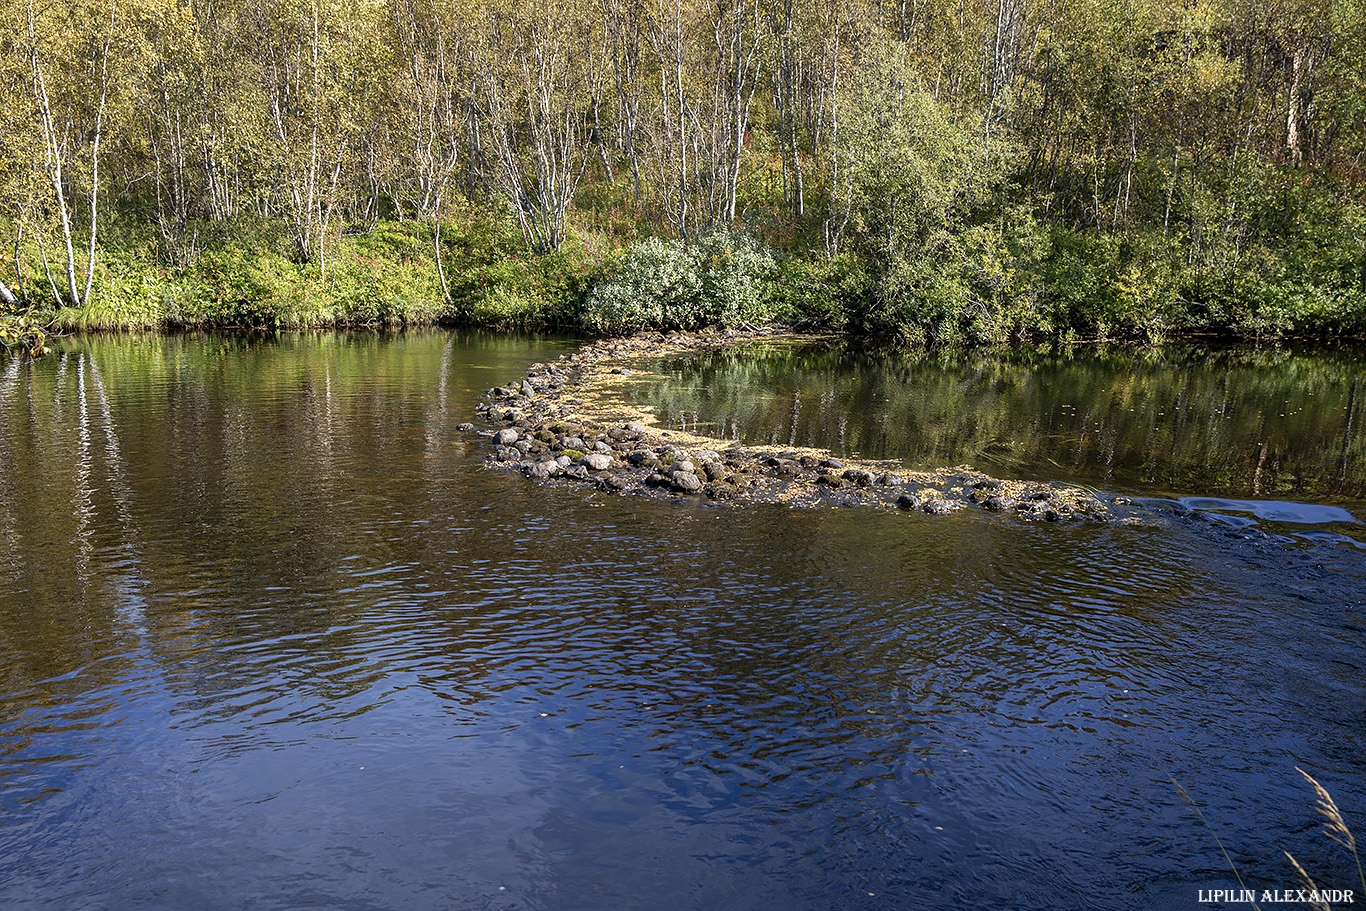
[5,214,1365,353]
[472,328,1161,525]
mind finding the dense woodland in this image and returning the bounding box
[2,0,1365,348]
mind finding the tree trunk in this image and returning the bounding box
[1286,40,1305,166]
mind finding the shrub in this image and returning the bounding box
[583,230,777,334]
[766,254,871,330]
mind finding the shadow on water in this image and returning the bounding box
[0,331,1363,910]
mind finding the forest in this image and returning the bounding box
[2,0,1365,348]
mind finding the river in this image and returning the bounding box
[1,331,1363,910]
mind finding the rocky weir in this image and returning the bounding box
[465,328,1153,524]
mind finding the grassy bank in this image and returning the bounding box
[3,206,1365,351]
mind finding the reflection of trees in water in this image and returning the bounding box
[638,342,1366,503]
[0,349,152,730]
[0,332,545,739]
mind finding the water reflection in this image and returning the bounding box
[623,340,1366,510]
[0,332,1363,910]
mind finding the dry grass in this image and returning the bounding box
[1286,767,1366,907]
[1178,770,1364,911]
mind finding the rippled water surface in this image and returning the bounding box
[2,332,1364,910]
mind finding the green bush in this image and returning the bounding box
[1035,228,1175,342]
[583,231,777,334]
[851,217,1042,348]
[766,253,871,330]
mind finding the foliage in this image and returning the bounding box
[766,254,871,330]
[0,311,51,356]
[0,0,1362,342]
[582,232,777,334]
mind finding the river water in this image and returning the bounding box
[1,331,1363,910]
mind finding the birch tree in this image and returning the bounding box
[14,0,120,308]
[476,0,595,252]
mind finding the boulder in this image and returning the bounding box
[706,481,738,500]
[582,453,612,471]
[523,460,559,480]
[670,471,702,493]
[494,428,520,446]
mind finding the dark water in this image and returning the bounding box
[1,332,1364,910]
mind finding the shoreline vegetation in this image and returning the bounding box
[1,212,1363,353]
[3,0,1366,353]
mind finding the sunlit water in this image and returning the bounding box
[1,332,1364,910]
